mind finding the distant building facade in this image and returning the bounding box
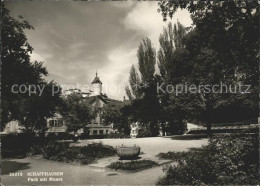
[91,72,102,96]
[1,120,25,134]
[130,122,139,138]
[46,113,67,135]
[1,72,122,137]
[63,72,104,98]
[47,72,120,136]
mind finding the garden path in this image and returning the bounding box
[2,135,208,185]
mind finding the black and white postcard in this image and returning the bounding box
[1,1,259,185]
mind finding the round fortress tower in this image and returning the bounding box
[91,72,102,96]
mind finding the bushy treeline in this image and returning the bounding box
[1,132,127,158]
[1,132,116,164]
[157,131,259,185]
[123,1,259,136]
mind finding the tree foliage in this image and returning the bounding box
[137,37,156,83]
[102,101,124,128]
[158,1,259,136]
[158,1,259,85]
[157,22,189,134]
[59,93,91,132]
[125,37,161,136]
[157,132,259,185]
[1,5,61,132]
[125,65,141,101]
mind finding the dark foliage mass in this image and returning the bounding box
[108,160,158,171]
[156,0,259,136]
[157,151,189,161]
[1,133,41,158]
[1,133,117,163]
[41,142,116,165]
[59,93,91,132]
[1,4,61,133]
[157,132,259,185]
[122,1,259,137]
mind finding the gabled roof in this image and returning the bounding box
[84,94,123,106]
[84,95,108,105]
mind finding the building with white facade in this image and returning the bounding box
[47,72,120,136]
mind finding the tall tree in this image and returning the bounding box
[158,22,188,82]
[137,37,156,83]
[158,1,259,84]
[158,1,259,136]
[125,37,156,101]
[125,65,141,101]
[59,93,91,132]
[158,23,174,80]
[1,5,61,133]
[102,101,129,133]
[102,101,123,125]
[157,22,189,134]
[125,37,157,101]
[125,38,161,136]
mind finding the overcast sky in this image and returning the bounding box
[6,1,192,100]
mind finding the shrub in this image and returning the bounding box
[86,135,106,139]
[26,144,43,157]
[1,133,36,150]
[41,141,116,164]
[108,160,158,171]
[157,132,259,185]
[42,141,69,159]
[1,133,44,158]
[157,151,188,161]
[80,143,116,158]
[107,133,129,138]
[45,133,58,141]
[56,133,70,140]
[137,127,151,138]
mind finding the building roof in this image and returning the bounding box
[91,72,102,84]
[84,94,123,105]
[84,95,108,105]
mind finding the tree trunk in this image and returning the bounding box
[205,100,212,138]
[206,120,212,138]
[202,93,212,138]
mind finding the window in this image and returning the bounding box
[49,120,54,127]
[49,119,63,127]
[56,120,63,127]
[100,130,103,135]
[93,130,97,135]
